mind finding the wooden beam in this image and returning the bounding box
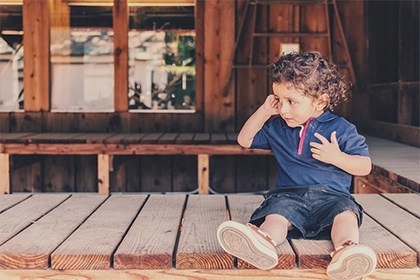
[113,0,129,112]
[23,0,50,112]
[0,144,273,155]
[0,154,10,194]
[198,154,209,194]
[362,120,420,148]
[98,154,110,194]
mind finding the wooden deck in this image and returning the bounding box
[0,193,419,279]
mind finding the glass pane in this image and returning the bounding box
[128,3,195,112]
[0,3,23,111]
[50,3,114,112]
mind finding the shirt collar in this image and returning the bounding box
[280,110,337,128]
[314,110,337,122]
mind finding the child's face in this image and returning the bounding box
[272,82,325,127]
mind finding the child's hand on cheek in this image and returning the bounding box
[262,94,279,116]
[310,131,343,164]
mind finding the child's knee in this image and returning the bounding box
[333,210,358,225]
[265,214,293,230]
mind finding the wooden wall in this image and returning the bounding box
[2,0,418,193]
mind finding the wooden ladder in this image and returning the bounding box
[222,0,357,96]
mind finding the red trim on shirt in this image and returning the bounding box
[298,117,312,155]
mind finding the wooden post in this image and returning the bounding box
[113,0,129,112]
[23,0,50,111]
[0,153,10,194]
[98,154,110,195]
[198,154,209,194]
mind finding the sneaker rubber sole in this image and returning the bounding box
[217,221,278,270]
[327,245,377,280]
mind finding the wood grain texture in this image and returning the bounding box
[23,0,50,112]
[114,195,185,269]
[98,154,110,194]
[381,193,420,218]
[0,193,31,213]
[291,239,333,269]
[0,194,69,245]
[355,194,420,266]
[176,195,233,269]
[51,194,147,270]
[0,154,10,194]
[1,268,420,280]
[227,195,296,269]
[0,194,107,269]
[198,154,209,194]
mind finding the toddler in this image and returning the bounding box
[217,52,377,280]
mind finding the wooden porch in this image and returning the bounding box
[0,193,419,279]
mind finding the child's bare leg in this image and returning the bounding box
[330,210,359,248]
[259,214,291,246]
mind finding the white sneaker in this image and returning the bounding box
[327,241,377,280]
[217,221,278,270]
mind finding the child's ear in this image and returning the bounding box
[316,94,329,111]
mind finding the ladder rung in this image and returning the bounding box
[253,32,329,38]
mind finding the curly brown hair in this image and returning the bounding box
[270,51,351,111]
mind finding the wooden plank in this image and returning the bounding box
[204,0,235,132]
[23,0,50,111]
[43,155,75,192]
[140,133,163,144]
[226,133,238,143]
[2,268,420,280]
[0,154,10,194]
[0,194,31,213]
[173,156,197,193]
[382,193,420,219]
[210,133,227,144]
[193,133,210,144]
[22,133,84,143]
[227,195,296,269]
[103,133,132,144]
[198,154,209,194]
[0,143,273,155]
[113,0,129,112]
[355,194,420,265]
[158,133,179,144]
[292,204,418,269]
[114,195,186,269]
[0,194,107,269]
[98,154,110,195]
[176,195,233,269]
[51,194,147,270]
[140,156,171,193]
[0,194,69,246]
[71,133,117,144]
[0,133,35,143]
[364,121,420,148]
[121,133,147,144]
[175,133,194,144]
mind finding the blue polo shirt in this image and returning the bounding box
[250,110,369,194]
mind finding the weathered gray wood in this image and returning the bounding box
[140,133,163,144]
[104,133,133,144]
[158,133,179,144]
[365,136,420,185]
[51,194,147,270]
[121,133,147,144]
[176,195,233,269]
[193,133,211,144]
[382,193,420,218]
[227,195,296,269]
[355,194,420,266]
[71,133,117,144]
[0,194,69,246]
[211,133,228,144]
[175,133,194,144]
[291,205,418,269]
[114,195,186,269]
[0,194,107,269]
[0,133,35,143]
[0,194,31,213]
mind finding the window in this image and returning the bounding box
[128,2,196,112]
[0,3,23,111]
[50,3,114,112]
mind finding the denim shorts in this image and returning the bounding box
[249,186,363,240]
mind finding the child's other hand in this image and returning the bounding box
[262,94,279,116]
[310,131,342,164]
